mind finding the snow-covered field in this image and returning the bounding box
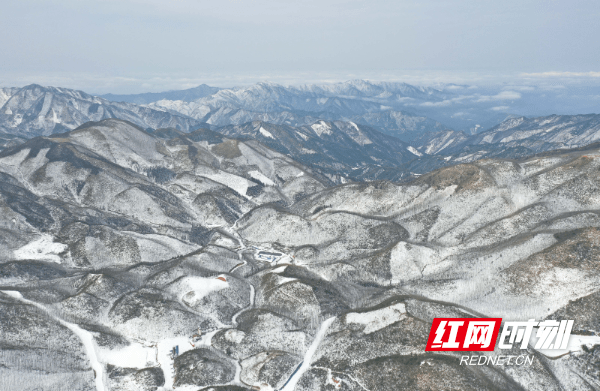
[13,235,67,263]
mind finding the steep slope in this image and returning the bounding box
[215,120,421,178]
[419,114,600,164]
[0,84,204,137]
[412,129,470,155]
[201,119,470,183]
[350,110,449,142]
[0,130,25,150]
[473,114,600,149]
[0,87,18,107]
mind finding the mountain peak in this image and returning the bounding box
[253,81,285,90]
[22,83,46,90]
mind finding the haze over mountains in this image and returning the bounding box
[2,80,600,390]
[100,84,221,105]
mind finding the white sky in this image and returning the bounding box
[2,0,600,93]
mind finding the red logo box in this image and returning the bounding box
[425,318,502,351]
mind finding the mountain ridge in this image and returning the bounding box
[419,113,600,164]
[0,84,206,137]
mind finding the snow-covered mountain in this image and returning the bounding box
[147,80,453,138]
[0,87,18,107]
[8,78,594,146]
[418,114,600,164]
[148,81,388,120]
[296,79,446,100]
[5,84,600,187]
[147,79,600,137]
[151,119,454,184]
[1,120,600,390]
[0,84,205,137]
[0,81,452,154]
[0,130,25,150]
[215,120,420,178]
[191,80,447,114]
[475,114,600,149]
[206,114,600,182]
[349,110,448,142]
[414,129,471,155]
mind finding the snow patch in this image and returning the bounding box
[481,134,494,144]
[199,171,251,197]
[296,131,309,141]
[248,170,275,186]
[346,303,406,334]
[13,235,68,263]
[259,127,275,139]
[347,121,372,145]
[272,266,288,274]
[174,276,229,307]
[349,121,361,132]
[407,146,423,156]
[1,290,23,299]
[98,342,156,369]
[311,121,332,137]
[224,329,246,344]
[52,109,61,124]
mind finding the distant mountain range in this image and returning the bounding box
[3,82,600,185]
[0,84,205,137]
[99,84,221,104]
[417,114,600,163]
[145,80,454,140]
[1,82,454,142]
